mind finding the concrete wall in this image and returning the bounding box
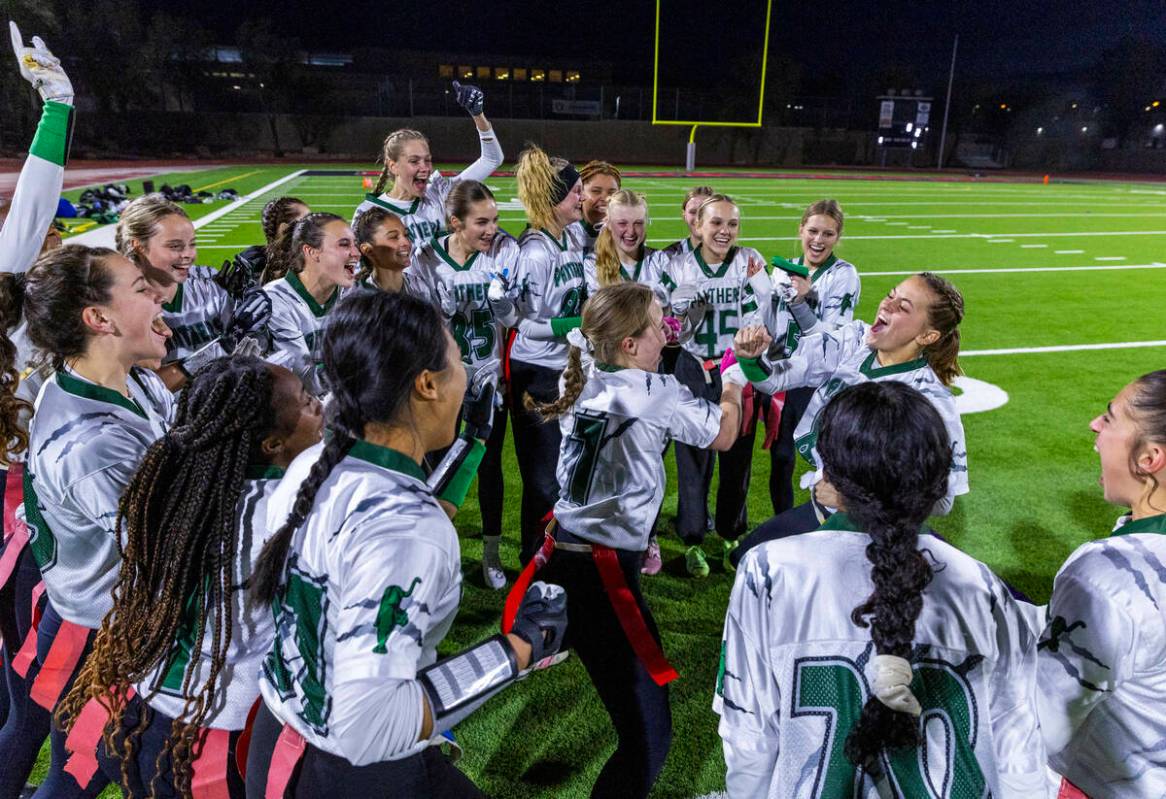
[72,112,874,167]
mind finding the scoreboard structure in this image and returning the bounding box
[876,91,933,164]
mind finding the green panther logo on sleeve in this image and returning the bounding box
[374,577,423,654]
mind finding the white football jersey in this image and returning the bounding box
[716,515,1049,798]
[414,233,519,370]
[138,467,284,729]
[582,246,671,302]
[569,219,601,254]
[258,440,461,765]
[660,237,695,260]
[264,272,338,397]
[658,245,763,362]
[24,368,174,628]
[553,365,721,552]
[161,265,233,365]
[1037,512,1166,798]
[508,226,588,370]
[760,254,861,355]
[352,173,453,253]
[750,320,969,505]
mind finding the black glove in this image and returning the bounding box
[510,581,567,664]
[451,80,485,116]
[214,246,266,299]
[462,367,498,440]
[225,286,272,348]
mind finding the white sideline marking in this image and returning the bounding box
[1020,244,1047,248]
[1095,256,1127,261]
[861,262,1166,276]
[963,340,1166,357]
[1056,249,1084,254]
[68,169,307,248]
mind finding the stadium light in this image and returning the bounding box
[1036,127,1044,134]
[1081,126,1088,133]
[1154,100,1162,108]
[1155,124,1165,135]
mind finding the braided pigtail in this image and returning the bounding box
[808,381,950,770]
[524,345,586,421]
[253,288,449,603]
[0,272,31,461]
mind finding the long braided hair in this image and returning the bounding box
[251,289,450,604]
[58,356,284,798]
[811,381,950,769]
[372,129,429,196]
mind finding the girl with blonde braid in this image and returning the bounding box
[351,82,502,251]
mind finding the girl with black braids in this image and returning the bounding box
[57,357,322,799]
[0,244,174,799]
[244,289,566,798]
[716,381,1046,797]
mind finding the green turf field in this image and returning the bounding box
[40,164,1166,797]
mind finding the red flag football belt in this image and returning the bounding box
[502,520,678,687]
[0,463,29,593]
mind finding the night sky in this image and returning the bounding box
[165,0,1166,86]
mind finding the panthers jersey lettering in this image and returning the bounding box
[161,265,232,364]
[583,246,670,305]
[659,245,762,361]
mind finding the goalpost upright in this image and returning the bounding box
[651,0,774,172]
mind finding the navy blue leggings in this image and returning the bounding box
[0,547,48,799]
[24,603,107,799]
[95,693,245,798]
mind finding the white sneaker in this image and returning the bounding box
[482,535,506,590]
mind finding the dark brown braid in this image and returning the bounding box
[252,289,448,604]
[0,273,32,461]
[916,272,964,386]
[260,196,308,246]
[810,382,950,770]
[58,356,281,799]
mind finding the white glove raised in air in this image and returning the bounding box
[9,23,73,105]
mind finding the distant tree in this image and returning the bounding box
[236,19,300,157]
[1092,35,1166,145]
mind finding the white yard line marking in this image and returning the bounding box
[643,230,1166,244]
[1095,256,1127,261]
[1055,249,1084,254]
[861,262,1166,276]
[906,225,931,229]
[932,229,957,233]
[68,170,307,248]
[1020,244,1047,248]
[963,340,1166,357]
